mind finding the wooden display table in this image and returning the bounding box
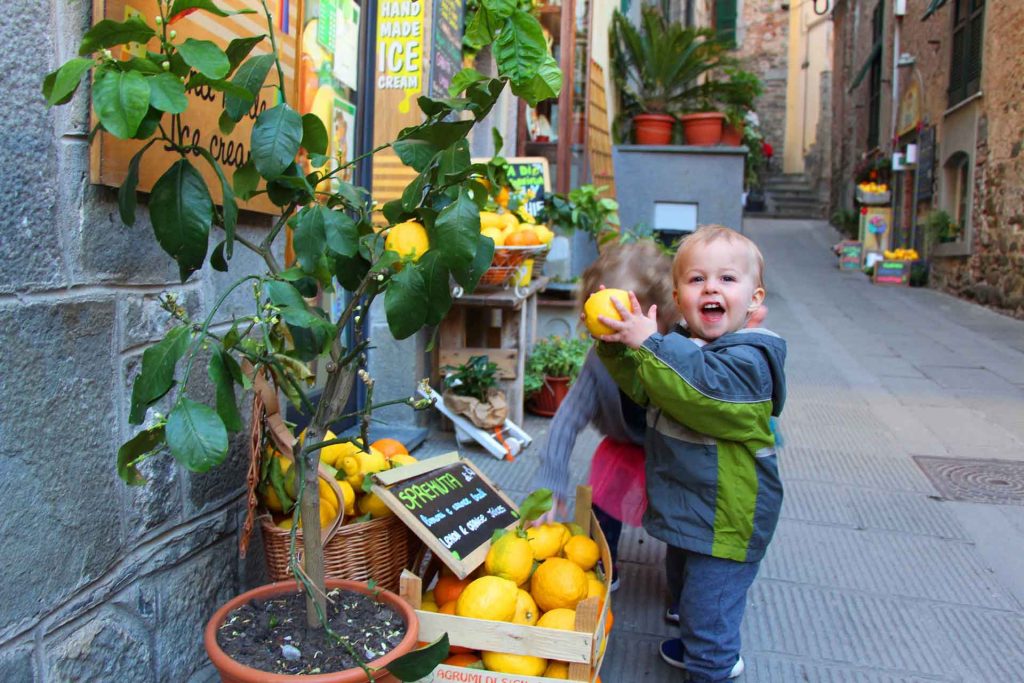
[437,276,548,426]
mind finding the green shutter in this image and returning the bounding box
[716,0,737,47]
[922,0,948,20]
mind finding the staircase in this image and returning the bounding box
[761,173,826,218]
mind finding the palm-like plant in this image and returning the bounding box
[610,7,733,139]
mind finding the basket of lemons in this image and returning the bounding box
[478,210,555,289]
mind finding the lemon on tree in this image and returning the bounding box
[384,220,429,262]
[584,288,631,337]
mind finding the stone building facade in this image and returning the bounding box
[0,4,516,683]
[830,0,1024,317]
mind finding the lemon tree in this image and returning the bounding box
[46,0,562,671]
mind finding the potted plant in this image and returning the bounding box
[442,355,508,430]
[524,336,591,416]
[718,67,763,146]
[540,183,621,247]
[611,7,732,145]
[43,0,560,679]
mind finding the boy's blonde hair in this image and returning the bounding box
[579,241,677,331]
[672,225,765,289]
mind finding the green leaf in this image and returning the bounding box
[178,38,230,79]
[491,127,504,156]
[518,488,553,524]
[386,634,450,681]
[300,113,329,156]
[208,348,243,432]
[401,173,427,212]
[465,5,501,49]
[117,426,166,486]
[210,240,229,271]
[169,0,257,18]
[464,78,505,120]
[196,149,238,257]
[129,325,191,424]
[224,35,266,72]
[452,233,495,294]
[93,68,150,139]
[225,54,275,121]
[133,107,164,140]
[437,139,471,183]
[166,398,229,473]
[392,121,473,171]
[323,208,359,258]
[392,139,442,173]
[494,10,547,85]
[448,67,487,96]
[251,103,303,178]
[149,159,213,281]
[118,139,155,226]
[219,110,237,135]
[416,252,453,326]
[332,254,370,291]
[189,73,255,101]
[42,57,93,106]
[482,0,516,19]
[147,72,188,114]
[511,53,563,106]
[79,16,155,56]
[233,158,260,199]
[433,188,480,271]
[292,206,326,272]
[385,267,428,340]
[265,280,308,310]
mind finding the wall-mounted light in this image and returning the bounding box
[897,52,916,67]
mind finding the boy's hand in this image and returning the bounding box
[596,290,658,349]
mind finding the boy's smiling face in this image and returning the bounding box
[673,238,765,342]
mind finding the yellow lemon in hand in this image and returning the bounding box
[584,288,630,337]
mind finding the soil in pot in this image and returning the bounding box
[216,587,407,676]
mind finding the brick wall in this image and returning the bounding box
[736,0,790,172]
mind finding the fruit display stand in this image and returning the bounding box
[400,486,613,682]
[437,275,549,426]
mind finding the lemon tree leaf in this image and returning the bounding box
[518,488,553,524]
[494,10,547,84]
[93,68,150,139]
[149,158,213,281]
[301,113,329,156]
[450,232,494,295]
[251,103,303,178]
[118,139,156,226]
[416,251,452,326]
[166,398,229,472]
[292,205,326,272]
[224,34,265,72]
[208,348,243,432]
[169,0,256,18]
[385,267,428,340]
[42,57,93,106]
[386,634,450,681]
[225,54,274,121]
[196,149,238,257]
[78,16,155,56]
[129,325,192,424]
[433,188,480,271]
[117,426,166,485]
[147,72,188,113]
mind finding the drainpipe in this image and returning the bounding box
[890,8,901,150]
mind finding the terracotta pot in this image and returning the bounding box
[679,112,725,145]
[205,579,419,683]
[633,113,675,145]
[721,122,744,146]
[527,376,572,417]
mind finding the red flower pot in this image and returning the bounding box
[633,113,676,145]
[527,376,572,417]
[679,112,725,145]
[721,122,744,146]
[204,579,419,683]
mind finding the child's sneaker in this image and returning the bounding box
[665,605,680,624]
[659,640,744,679]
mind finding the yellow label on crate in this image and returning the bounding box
[512,259,534,287]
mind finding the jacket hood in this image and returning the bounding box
[706,328,787,416]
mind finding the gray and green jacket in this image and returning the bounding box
[597,327,787,563]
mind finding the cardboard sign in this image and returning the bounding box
[838,241,863,270]
[372,453,520,577]
[91,0,299,215]
[873,260,911,285]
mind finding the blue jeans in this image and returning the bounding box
[592,504,622,567]
[665,545,760,682]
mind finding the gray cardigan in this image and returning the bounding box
[531,350,645,501]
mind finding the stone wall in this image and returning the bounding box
[735,0,790,174]
[0,2,268,679]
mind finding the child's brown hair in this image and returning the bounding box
[579,241,677,332]
[673,225,766,289]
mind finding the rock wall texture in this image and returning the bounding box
[0,2,267,680]
[735,0,791,171]
[830,0,1024,318]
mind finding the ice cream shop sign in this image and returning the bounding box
[377,1,425,96]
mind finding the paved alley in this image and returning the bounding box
[439,217,1024,682]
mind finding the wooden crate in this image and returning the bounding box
[872,259,912,285]
[401,489,613,682]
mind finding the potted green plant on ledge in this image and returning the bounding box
[718,67,763,146]
[524,336,591,416]
[611,7,732,145]
[43,0,560,679]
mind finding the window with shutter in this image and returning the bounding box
[716,0,738,48]
[948,0,984,106]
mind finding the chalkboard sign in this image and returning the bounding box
[873,260,911,286]
[838,241,863,270]
[372,453,520,577]
[916,126,935,200]
[429,0,465,98]
[473,156,551,219]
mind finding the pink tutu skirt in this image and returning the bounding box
[587,437,647,527]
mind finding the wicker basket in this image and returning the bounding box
[260,514,418,592]
[478,245,548,288]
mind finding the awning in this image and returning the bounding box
[923,0,948,20]
[848,42,881,92]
